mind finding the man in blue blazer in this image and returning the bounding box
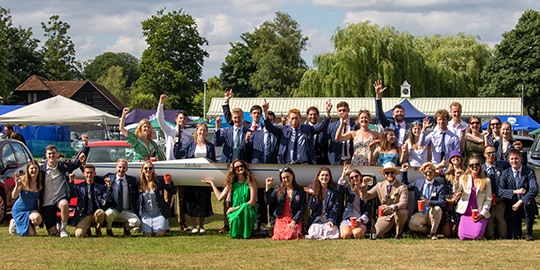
[498,149,538,241]
[68,164,110,238]
[402,162,446,239]
[101,159,140,237]
[262,99,332,165]
[327,101,357,165]
[40,143,88,238]
[374,80,409,147]
[214,108,250,163]
[306,107,329,165]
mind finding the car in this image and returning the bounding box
[86,141,134,163]
[527,136,540,169]
[0,139,34,223]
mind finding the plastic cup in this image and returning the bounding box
[417,200,424,212]
[378,206,384,216]
[492,194,496,205]
[472,209,479,220]
[164,174,172,184]
[350,217,357,228]
[150,157,157,162]
[445,194,453,204]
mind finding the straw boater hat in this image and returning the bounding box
[379,162,401,175]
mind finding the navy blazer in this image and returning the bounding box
[68,181,110,226]
[174,141,216,162]
[483,150,527,195]
[264,116,330,164]
[101,173,139,213]
[375,98,409,144]
[494,139,515,161]
[498,165,539,220]
[264,187,306,223]
[214,126,250,163]
[336,184,372,222]
[222,103,252,129]
[138,176,177,219]
[311,128,329,165]
[307,187,339,227]
[39,146,89,208]
[402,171,446,212]
[245,128,279,164]
[326,120,358,165]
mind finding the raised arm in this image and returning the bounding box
[201,179,229,201]
[373,80,390,128]
[11,172,24,200]
[335,120,355,142]
[119,107,130,138]
[222,89,234,126]
[157,94,176,137]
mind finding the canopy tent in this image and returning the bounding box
[383,99,430,123]
[0,95,119,126]
[481,115,540,131]
[187,118,216,128]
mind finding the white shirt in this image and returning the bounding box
[156,103,193,160]
[448,119,469,140]
[43,164,66,206]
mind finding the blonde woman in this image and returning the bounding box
[455,156,492,240]
[138,161,177,237]
[9,161,42,236]
[119,107,164,162]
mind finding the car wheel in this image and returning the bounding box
[0,193,6,224]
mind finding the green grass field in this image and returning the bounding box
[1,197,540,270]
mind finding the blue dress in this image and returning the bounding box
[379,152,399,166]
[140,190,169,233]
[12,190,40,236]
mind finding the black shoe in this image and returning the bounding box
[124,226,131,237]
[394,234,402,239]
[526,234,534,241]
[106,229,114,237]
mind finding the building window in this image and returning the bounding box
[85,92,93,104]
[27,93,38,103]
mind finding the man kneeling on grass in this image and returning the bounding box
[69,164,110,238]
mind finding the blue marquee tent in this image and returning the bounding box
[383,99,429,123]
[481,115,540,131]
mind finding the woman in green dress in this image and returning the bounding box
[460,116,485,164]
[119,107,164,162]
[203,159,257,238]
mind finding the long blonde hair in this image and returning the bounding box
[135,119,155,140]
[139,161,156,192]
[460,157,488,192]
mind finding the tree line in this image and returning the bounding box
[1,7,539,120]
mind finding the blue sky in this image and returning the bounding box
[3,0,539,80]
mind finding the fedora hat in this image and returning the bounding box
[379,162,401,175]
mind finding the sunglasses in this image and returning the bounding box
[279,167,290,172]
[470,122,480,125]
[469,163,481,168]
[143,167,154,171]
[350,174,361,179]
[486,151,496,156]
[490,123,501,126]
[234,164,245,170]
[423,170,434,175]
[384,171,396,176]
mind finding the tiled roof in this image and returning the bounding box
[15,75,124,110]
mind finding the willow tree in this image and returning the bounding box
[299,22,424,98]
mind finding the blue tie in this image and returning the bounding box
[292,129,298,163]
[395,123,400,145]
[264,130,271,164]
[515,171,522,200]
[440,132,446,162]
[233,128,241,159]
[423,182,431,214]
[117,178,124,212]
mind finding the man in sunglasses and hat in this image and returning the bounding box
[359,162,408,239]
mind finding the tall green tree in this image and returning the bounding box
[85,52,140,87]
[220,11,308,97]
[0,7,42,100]
[97,65,129,105]
[480,9,540,120]
[41,15,76,80]
[135,8,208,113]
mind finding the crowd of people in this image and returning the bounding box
[7,81,538,241]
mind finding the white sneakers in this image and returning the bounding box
[199,227,206,233]
[9,219,16,235]
[60,229,69,238]
[191,227,206,233]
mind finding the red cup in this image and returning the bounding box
[378,206,384,216]
[417,200,424,212]
[164,173,172,184]
[350,217,357,228]
[150,157,157,162]
[492,194,496,205]
[472,209,479,220]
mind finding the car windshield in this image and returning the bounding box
[87,145,134,163]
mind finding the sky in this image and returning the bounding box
[3,0,539,81]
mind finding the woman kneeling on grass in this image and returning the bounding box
[9,160,43,236]
[203,159,257,239]
[139,161,177,237]
[304,168,340,240]
[337,164,372,239]
[264,167,306,240]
